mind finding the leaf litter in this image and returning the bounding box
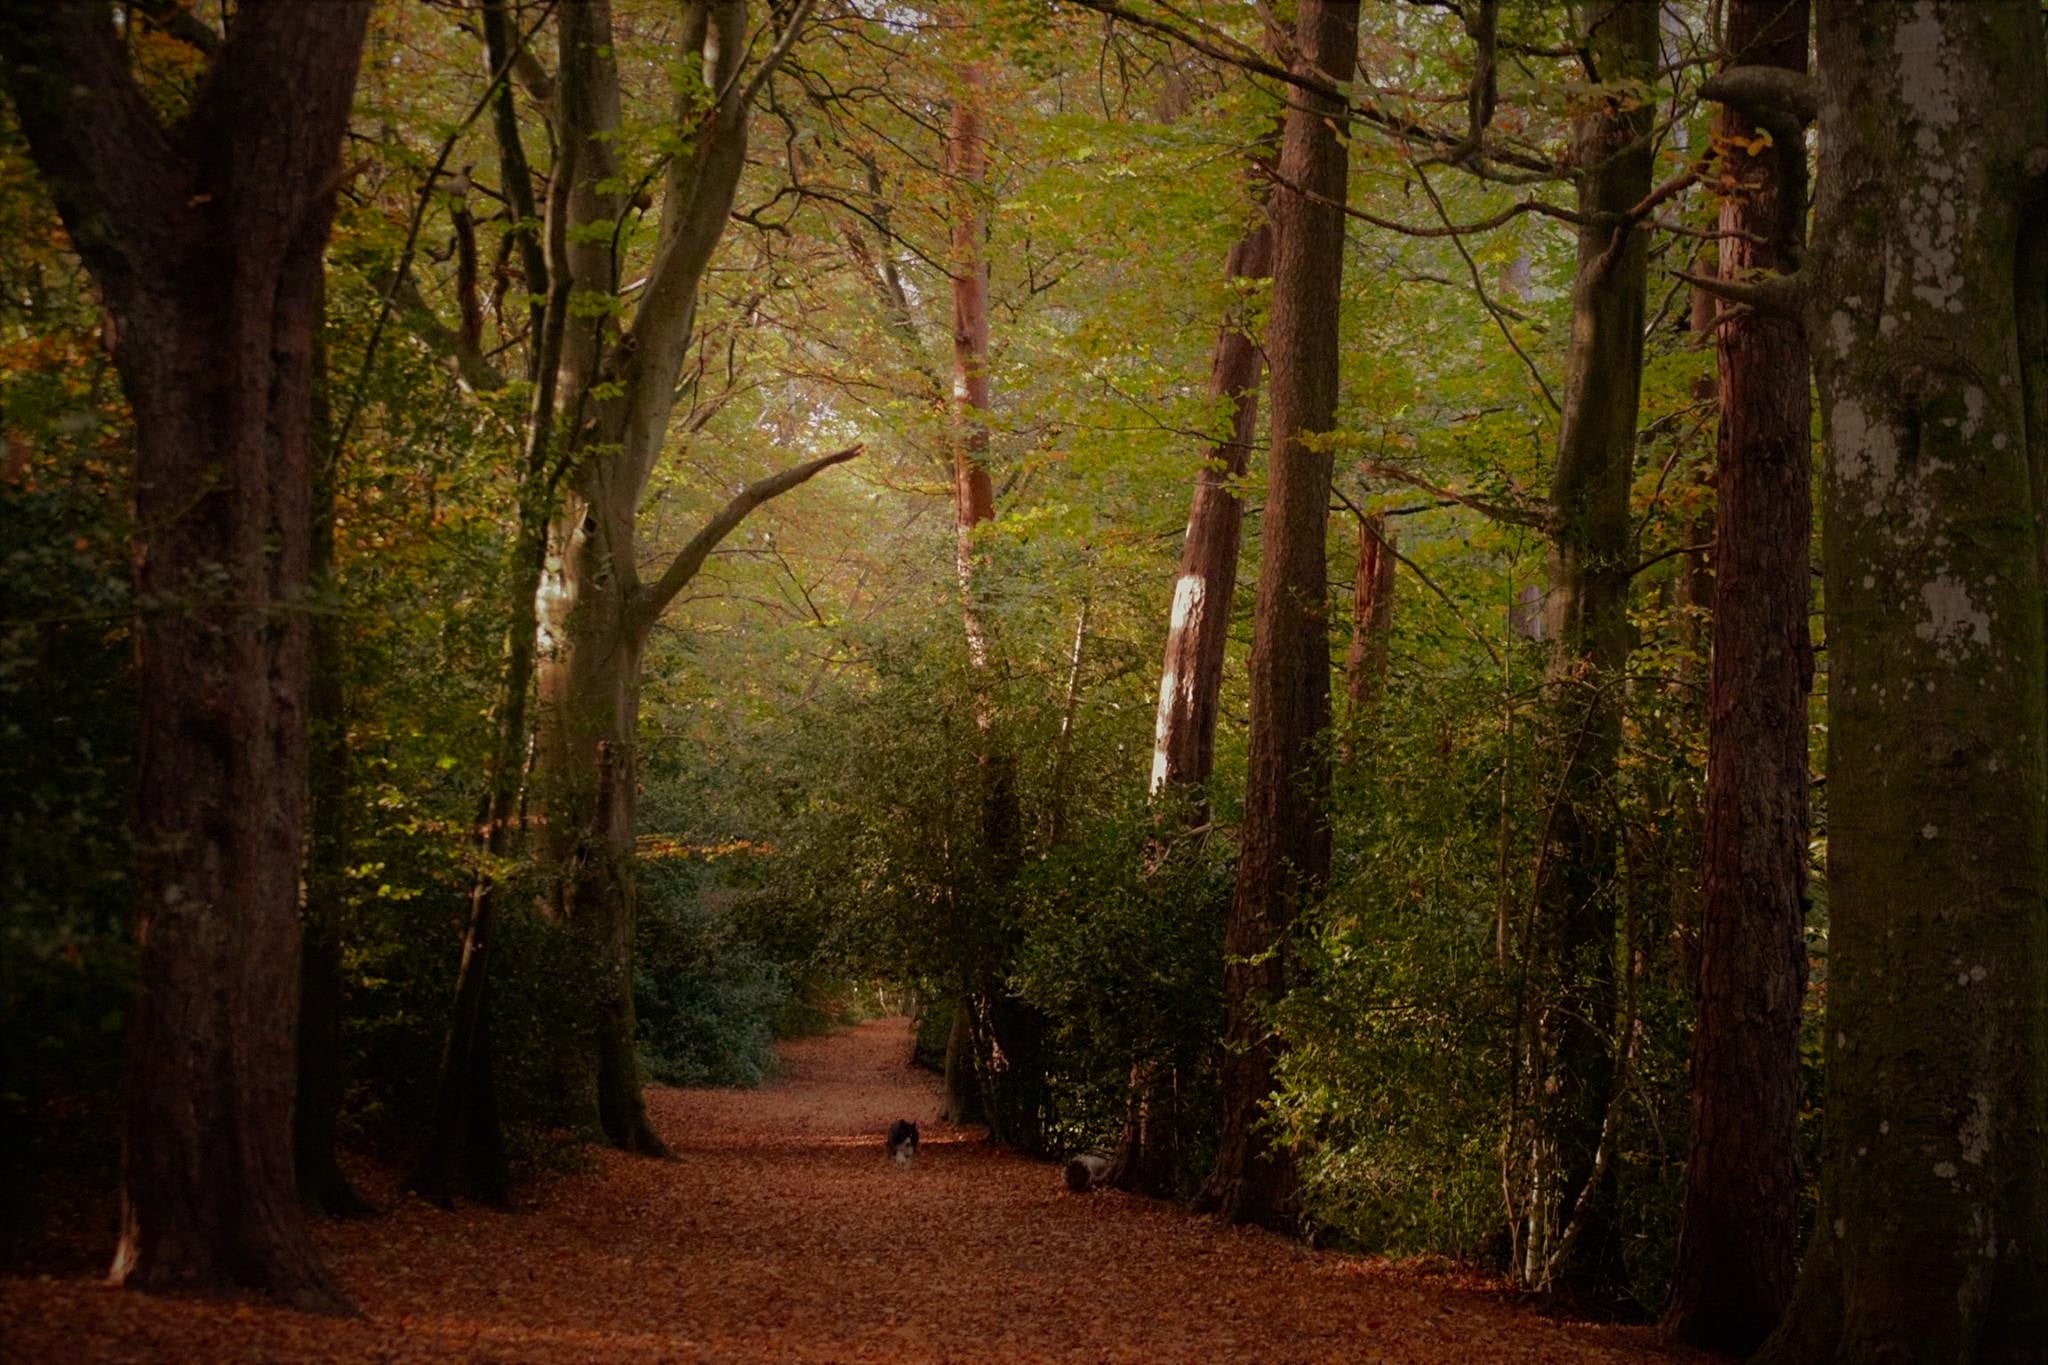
[0,1019,1705,1362]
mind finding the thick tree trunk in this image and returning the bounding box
[1146,221,1273,799]
[0,1,370,1311]
[1194,0,1358,1232]
[537,513,669,1155]
[1755,3,2048,1360]
[297,278,371,1219]
[1664,0,1810,1351]
[1516,0,1657,1298]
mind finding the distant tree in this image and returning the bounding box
[0,0,369,1309]
[1341,512,1395,742]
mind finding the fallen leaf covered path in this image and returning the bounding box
[1,1019,1701,1361]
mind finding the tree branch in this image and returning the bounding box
[0,4,178,300]
[633,443,863,630]
[1700,66,1818,126]
[1359,459,1551,530]
[1675,268,1805,323]
[377,270,508,392]
[1067,0,1555,175]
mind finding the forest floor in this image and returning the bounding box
[0,1019,1706,1362]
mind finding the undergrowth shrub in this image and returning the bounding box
[634,860,790,1088]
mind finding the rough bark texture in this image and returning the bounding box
[1146,222,1273,798]
[1664,0,1810,1351]
[1757,3,2048,1360]
[1194,0,1358,1232]
[1517,0,1656,1297]
[0,0,370,1310]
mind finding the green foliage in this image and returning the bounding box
[1008,799,1232,1182]
[634,861,790,1090]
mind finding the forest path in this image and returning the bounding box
[2,1018,1699,1362]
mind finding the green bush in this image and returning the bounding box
[634,861,790,1089]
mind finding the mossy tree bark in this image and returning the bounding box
[1752,2,2048,1360]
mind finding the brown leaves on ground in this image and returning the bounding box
[0,1020,1705,1362]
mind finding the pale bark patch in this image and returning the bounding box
[1914,573,1993,657]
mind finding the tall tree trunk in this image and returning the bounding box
[940,57,1048,1147]
[1193,0,1358,1232]
[530,0,836,1158]
[1114,156,1276,1201]
[1515,0,1657,1298]
[0,1,370,1311]
[297,272,371,1219]
[1752,2,2048,1359]
[1146,220,1273,799]
[1664,0,1810,1350]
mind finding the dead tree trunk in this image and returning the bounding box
[1194,0,1359,1232]
[0,1,370,1310]
[1664,0,1810,1351]
[1514,0,1657,1299]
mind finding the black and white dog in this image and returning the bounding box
[886,1118,920,1166]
